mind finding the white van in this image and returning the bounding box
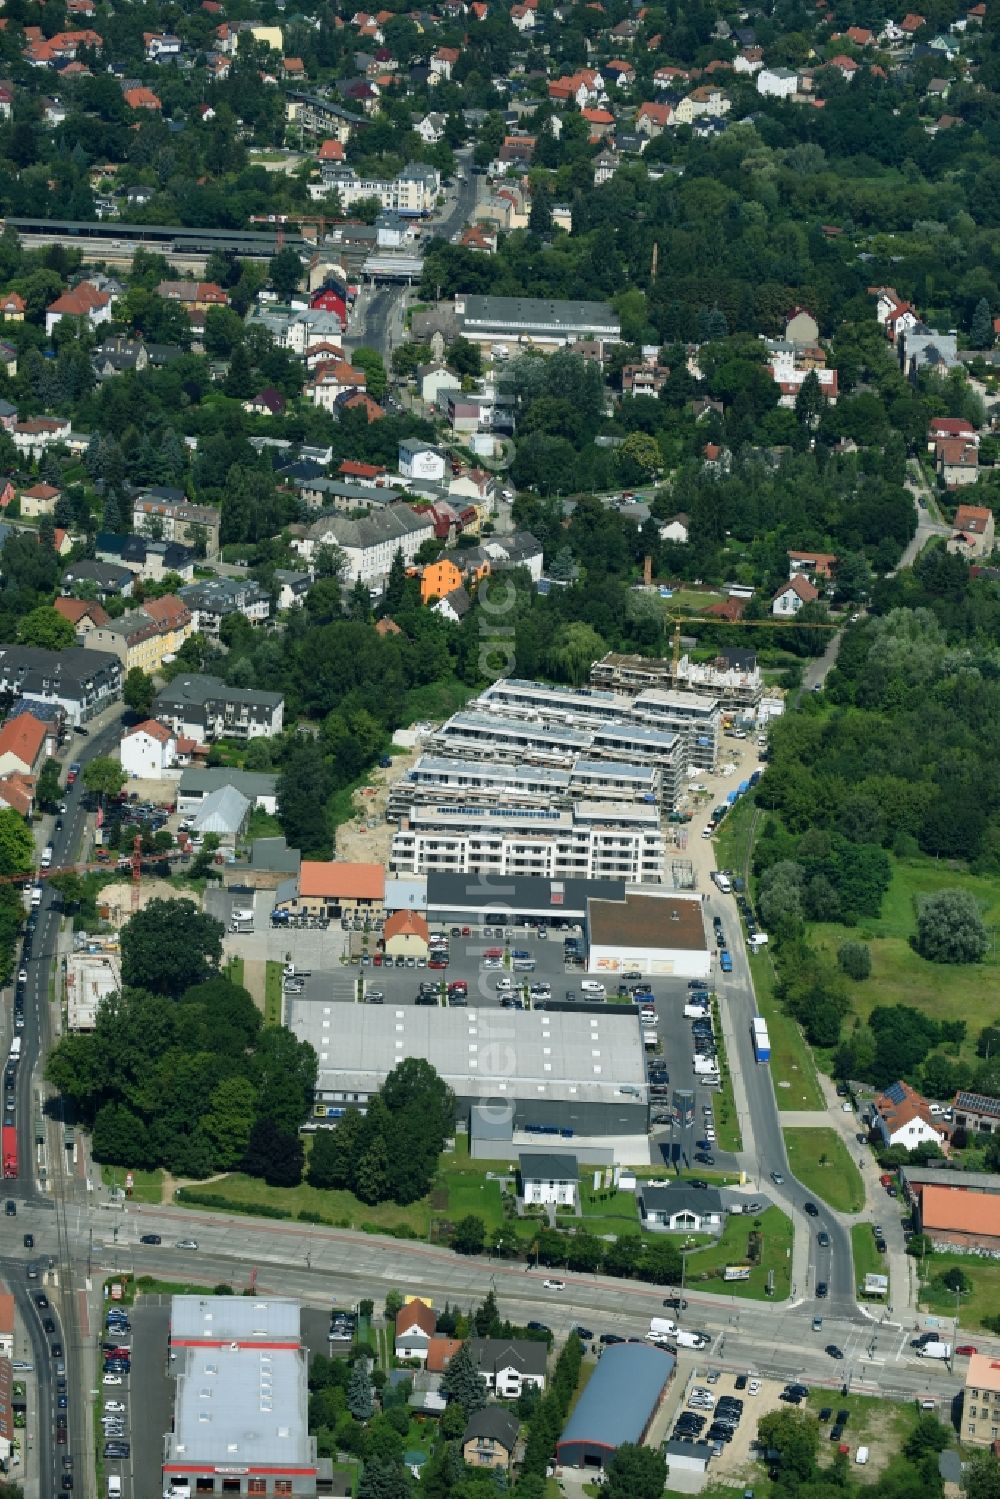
[713,871,732,894]
[855,1449,869,1466]
[40,844,54,870]
[581,980,606,997]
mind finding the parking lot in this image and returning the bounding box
[664,1369,796,1484]
[271,915,735,1164]
[129,1300,173,1499]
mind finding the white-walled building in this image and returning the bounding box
[390,799,665,882]
[293,505,434,586]
[120,719,177,779]
[757,66,798,97]
[520,1151,578,1207]
[398,440,447,482]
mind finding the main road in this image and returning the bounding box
[347,148,479,361]
[0,1198,967,1412]
[11,705,126,1499]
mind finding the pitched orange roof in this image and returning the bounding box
[426,1337,463,1372]
[922,1185,1000,1238]
[384,909,429,942]
[54,596,110,627]
[0,712,47,768]
[299,860,384,901]
[0,772,35,817]
[396,1300,435,1337]
[127,719,173,743]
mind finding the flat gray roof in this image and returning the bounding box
[165,1346,312,1471]
[287,1004,647,1106]
[171,1296,301,1344]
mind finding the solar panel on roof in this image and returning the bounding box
[884,1081,907,1104]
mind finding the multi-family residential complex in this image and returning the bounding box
[131,492,221,558]
[179,577,271,637]
[317,163,441,215]
[153,674,284,742]
[83,594,193,674]
[429,710,683,805]
[591,649,763,712]
[0,645,122,726]
[387,754,661,821]
[292,505,435,585]
[390,798,665,882]
[477,676,719,773]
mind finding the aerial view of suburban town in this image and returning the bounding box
[0,0,998,1497]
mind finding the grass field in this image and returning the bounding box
[712,995,743,1152]
[183,1171,433,1235]
[579,1185,643,1238]
[224,956,244,987]
[782,1129,865,1213]
[101,1164,163,1204]
[685,1205,793,1301]
[714,796,756,882]
[752,957,826,1111]
[851,1223,889,1302]
[444,1170,507,1232]
[264,960,284,1027]
[810,858,1000,1068]
[918,1248,1000,1330]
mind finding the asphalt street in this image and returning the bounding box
[7,705,127,1499]
[347,149,479,361]
[0,1204,969,1416]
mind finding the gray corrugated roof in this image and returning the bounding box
[191,785,251,834]
[557,1342,674,1455]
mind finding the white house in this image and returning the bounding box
[398,439,447,482]
[519,1151,578,1208]
[639,1184,725,1232]
[756,66,798,98]
[418,363,462,407]
[873,1080,950,1151]
[294,505,435,587]
[659,513,690,545]
[772,576,818,616]
[120,719,177,779]
[395,1299,436,1363]
[466,1340,548,1399]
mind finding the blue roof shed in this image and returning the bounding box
[556,1341,675,1469]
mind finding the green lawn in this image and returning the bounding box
[101,1164,163,1204]
[444,1171,507,1231]
[851,1223,889,1302]
[752,956,826,1111]
[224,956,244,987]
[684,1205,793,1301]
[264,960,284,1027]
[782,1128,865,1213]
[711,995,743,1152]
[579,1185,643,1238]
[810,859,1000,1070]
[179,1172,432,1235]
[918,1248,1000,1330]
[714,795,757,882]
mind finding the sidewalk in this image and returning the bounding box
[810,1070,916,1317]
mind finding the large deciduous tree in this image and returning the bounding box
[120,898,224,996]
[915,889,988,964]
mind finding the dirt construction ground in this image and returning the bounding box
[334,739,424,865]
[101,877,192,927]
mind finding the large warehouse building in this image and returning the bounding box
[557,1342,675,1469]
[587,891,711,979]
[287,1002,649,1140]
[163,1296,320,1499]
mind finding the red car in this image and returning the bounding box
[372,953,382,966]
[879,1173,893,1187]
[955,1345,978,1357]
[461,926,471,936]
[428,957,449,970]
[449,981,468,994]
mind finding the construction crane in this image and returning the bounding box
[665,612,843,675]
